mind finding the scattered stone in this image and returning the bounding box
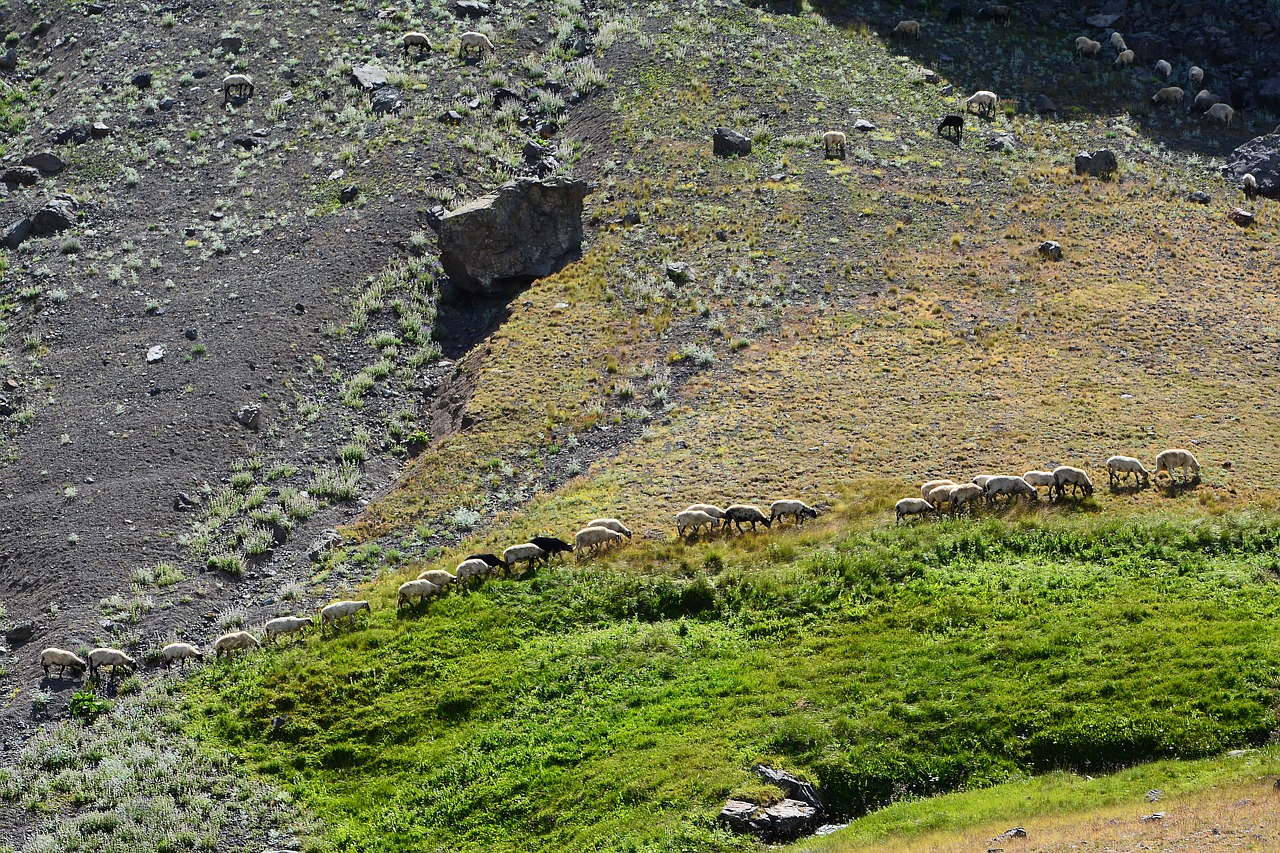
[453,0,491,17]
[1189,190,1212,204]
[853,118,876,131]
[158,97,176,111]
[535,120,558,139]
[308,529,343,562]
[1140,812,1166,822]
[1221,133,1280,200]
[920,68,939,84]
[1038,240,1063,261]
[665,262,693,284]
[184,328,199,340]
[986,134,1017,153]
[1032,93,1058,114]
[292,302,306,314]
[22,151,65,174]
[0,216,29,250]
[146,345,165,364]
[174,493,198,512]
[438,109,464,124]
[1074,148,1118,179]
[233,136,262,151]
[992,827,1028,841]
[523,140,552,165]
[91,121,112,138]
[370,85,401,114]
[0,48,15,71]
[339,184,359,203]
[438,176,592,296]
[493,87,522,108]
[1145,789,1163,802]
[350,63,388,91]
[85,3,107,13]
[712,127,753,157]
[54,124,91,145]
[1228,207,1255,226]
[620,210,641,227]
[4,622,35,646]
[219,36,243,55]
[131,71,152,88]
[29,197,77,237]
[234,404,261,428]
[1,166,40,186]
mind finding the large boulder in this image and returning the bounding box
[22,151,65,174]
[716,798,821,842]
[29,197,76,237]
[712,127,752,157]
[438,177,592,295]
[1,217,32,250]
[1221,134,1280,199]
[1257,75,1280,113]
[1075,148,1118,179]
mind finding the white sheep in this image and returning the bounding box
[398,579,443,609]
[458,31,494,58]
[972,474,995,489]
[575,526,624,553]
[1106,455,1150,488]
[1075,37,1102,58]
[946,483,984,515]
[984,475,1039,504]
[1021,471,1057,495]
[822,130,846,159]
[895,498,935,523]
[684,504,726,528]
[724,504,772,533]
[675,509,718,538]
[455,558,492,586]
[586,518,633,538]
[1205,102,1234,127]
[1114,49,1135,68]
[921,479,955,500]
[222,73,254,103]
[769,499,819,525]
[925,482,956,513]
[320,600,370,632]
[214,631,260,659]
[40,648,87,678]
[417,569,457,588]
[262,616,311,644]
[1155,448,1200,482]
[161,642,203,669]
[1189,65,1204,86]
[1151,86,1184,105]
[503,542,546,570]
[964,90,998,118]
[1155,59,1173,78]
[402,31,431,56]
[1242,173,1259,200]
[1052,465,1095,498]
[88,647,136,678]
[1110,32,1127,51]
[892,20,921,40]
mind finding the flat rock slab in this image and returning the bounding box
[351,64,388,90]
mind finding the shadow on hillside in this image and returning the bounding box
[1158,477,1203,498]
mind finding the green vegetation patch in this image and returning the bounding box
[185,513,1280,852]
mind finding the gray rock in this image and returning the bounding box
[146,345,166,364]
[85,3,107,13]
[1032,94,1058,114]
[763,799,821,840]
[1189,190,1212,204]
[853,118,876,131]
[665,262,693,284]
[438,177,592,295]
[523,140,552,164]
[234,404,261,428]
[174,493,198,512]
[219,36,243,55]
[1228,207,1255,226]
[54,124,90,145]
[29,197,77,236]
[1221,133,1280,199]
[351,64,387,91]
[453,0,491,17]
[993,826,1028,841]
[1074,148,1118,179]
[131,71,152,88]
[712,127,752,157]
[1,166,40,186]
[754,765,824,809]
[1,218,32,250]
[338,184,359,203]
[718,800,756,833]
[1038,240,1062,260]
[438,109,463,124]
[22,151,65,174]
[308,529,343,562]
[370,86,401,114]
[0,48,15,71]
[986,134,1017,153]
[5,622,35,646]
[1086,13,1125,28]
[92,121,112,138]
[158,97,176,111]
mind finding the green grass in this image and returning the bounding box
[184,512,1280,852]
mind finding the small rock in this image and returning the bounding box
[1228,207,1255,226]
[493,87,522,108]
[1223,461,1232,470]
[453,0,491,17]
[1032,94,1058,114]
[131,71,153,88]
[621,210,641,227]
[308,529,343,562]
[438,110,464,124]
[853,118,876,131]
[54,124,91,145]
[1,166,40,186]
[370,85,401,115]
[85,3,107,13]
[219,36,243,55]
[0,48,16,71]
[986,134,1017,153]
[350,63,388,91]
[174,493,198,512]
[1038,240,1063,261]
[1145,789,1163,802]
[184,328,199,341]
[1140,812,1166,822]
[91,121,112,138]
[1086,12,1125,28]
[146,345,165,364]
[29,197,76,236]
[232,136,262,151]
[665,262,693,284]
[1074,148,1118,179]
[21,152,65,174]
[234,404,260,428]
[291,302,306,314]
[992,827,1028,841]
[4,622,35,645]
[1189,190,1212,204]
[158,97,176,111]
[339,184,359,203]
[523,140,552,164]
[712,127,753,157]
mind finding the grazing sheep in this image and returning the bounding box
[1189,65,1204,86]
[972,474,995,488]
[455,558,493,586]
[976,5,1010,26]
[417,569,458,588]
[213,631,260,659]
[530,536,574,559]
[402,31,431,56]
[40,648,87,678]
[398,579,443,609]
[1189,89,1221,114]
[922,479,956,500]
[724,504,772,534]
[937,114,964,142]
[984,475,1040,504]
[1155,59,1173,78]
[1205,102,1234,127]
[262,616,312,644]
[1154,448,1200,482]
[1152,86,1184,105]
[586,519,633,538]
[946,483,985,515]
[896,498,935,523]
[575,525,624,553]
[88,648,136,678]
[1075,37,1102,58]
[1022,471,1057,495]
[458,30,494,58]
[222,73,254,103]
[1106,455,1150,488]
[319,600,370,632]
[1052,465,1095,498]
[892,20,921,40]
[770,499,819,526]
[676,509,718,538]
[964,90,999,118]
[464,553,509,572]
[503,542,547,570]
[161,642,203,669]
[1114,49,1135,68]
[1243,173,1259,201]
[823,130,846,159]
[1110,32,1127,51]
[946,4,963,24]
[925,482,957,513]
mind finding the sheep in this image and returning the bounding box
[937,114,964,142]
[1052,465,1095,499]
[1189,65,1204,86]
[769,499,819,526]
[575,525,624,553]
[455,558,493,586]
[1106,455,1150,488]
[319,600,370,632]
[724,504,772,534]
[88,648,136,678]
[402,31,431,56]
[684,504,727,528]
[892,20,921,40]
[1151,86,1184,106]
[984,475,1039,504]
[946,5,963,24]
[921,479,955,500]
[40,648,87,678]
[1154,448,1200,482]
[1155,59,1173,78]
[1114,49,1135,68]
[586,519,632,539]
[896,498,935,523]
[972,474,995,489]
[976,5,1010,26]
[946,483,984,515]
[417,569,458,588]
[458,31,494,58]
[1206,102,1234,127]
[675,509,718,538]
[262,616,312,644]
[925,482,957,513]
[1075,37,1102,58]
[503,542,547,570]
[1110,32,1127,51]
[530,537,574,559]
[1021,471,1057,496]
[964,90,998,118]
[161,642,203,669]
[823,130,846,159]
[222,73,254,103]
[1189,89,1221,114]
[213,631,260,659]
[464,553,509,572]
[398,579,442,609]
[1243,173,1259,201]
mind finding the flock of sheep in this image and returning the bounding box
[895,448,1202,522]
